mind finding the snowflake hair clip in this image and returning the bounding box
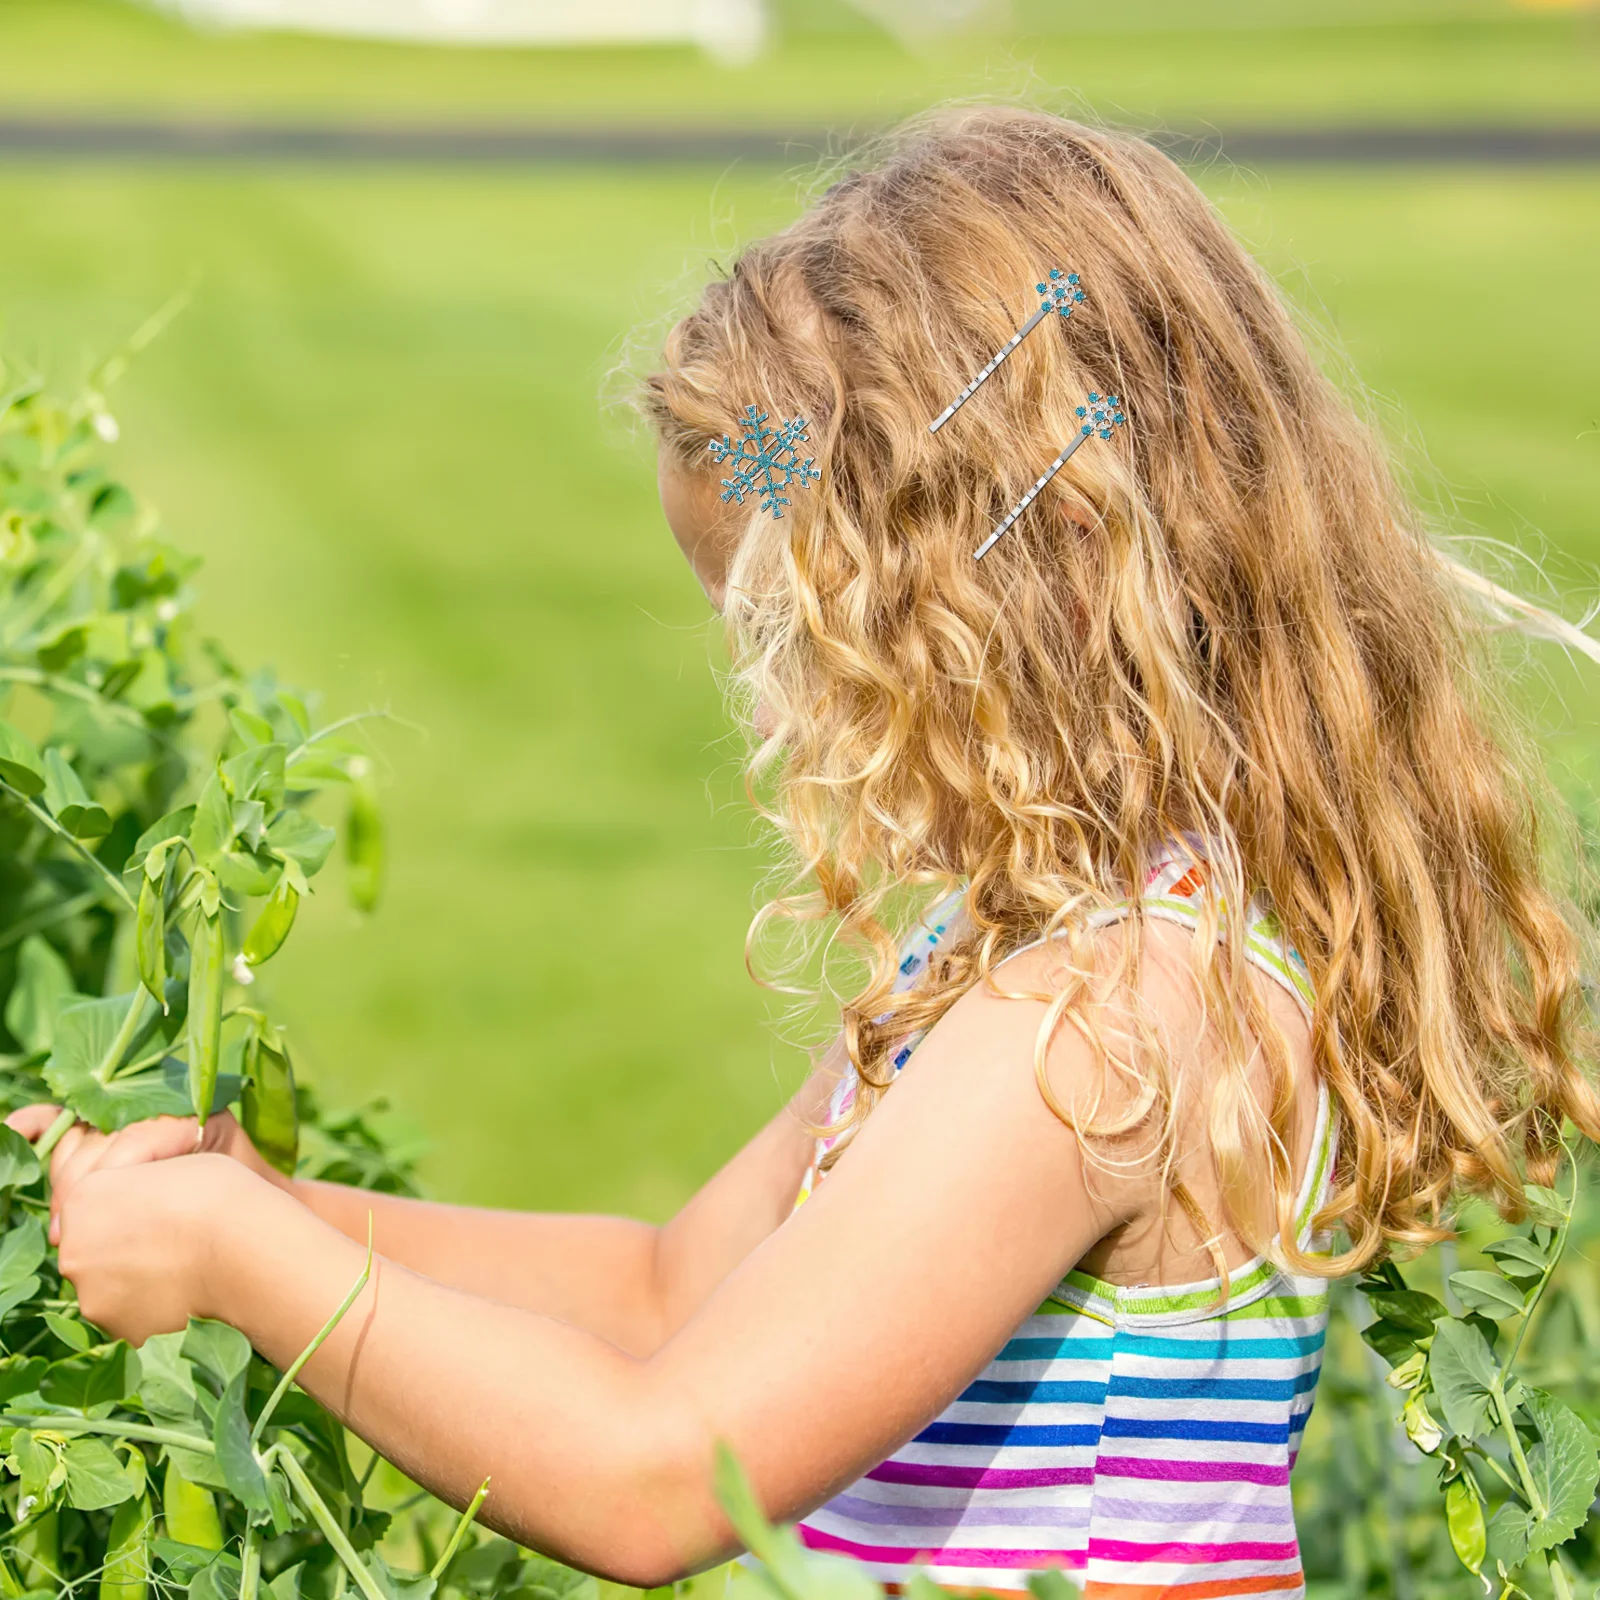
[972,393,1125,562]
[708,405,820,520]
[927,268,1086,435]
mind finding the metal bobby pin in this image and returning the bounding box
[973,393,1126,562]
[927,268,1085,435]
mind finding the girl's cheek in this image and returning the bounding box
[753,700,778,739]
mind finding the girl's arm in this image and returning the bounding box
[48,934,1164,1586]
[16,1051,836,1357]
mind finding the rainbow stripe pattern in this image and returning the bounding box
[794,844,1333,1598]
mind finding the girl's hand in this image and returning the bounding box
[54,1153,263,1345]
[4,1105,290,1245]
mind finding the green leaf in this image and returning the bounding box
[1027,1575,1078,1600]
[0,1126,40,1192]
[1519,1388,1600,1556]
[1449,1270,1528,1319]
[1483,1235,1549,1285]
[5,935,76,1056]
[359,1553,435,1600]
[41,1311,90,1353]
[1427,1318,1500,1441]
[41,749,110,840]
[0,1356,48,1407]
[187,772,234,865]
[0,1271,41,1327]
[15,1429,63,1503]
[187,1555,243,1600]
[0,1218,47,1294]
[0,720,45,797]
[1361,1288,1447,1337]
[124,805,194,878]
[265,811,335,878]
[1487,1501,1532,1572]
[44,1000,200,1132]
[181,1319,251,1396]
[1522,1183,1568,1226]
[39,1342,138,1411]
[61,1438,139,1510]
[266,1566,304,1600]
[1359,1317,1420,1367]
[210,1370,268,1514]
[228,709,275,748]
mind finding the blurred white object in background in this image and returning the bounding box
[143,0,769,62]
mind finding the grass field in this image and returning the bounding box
[1,0,1597,128]
[1,156,1595,1216]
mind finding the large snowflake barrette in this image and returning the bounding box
[927,267,1085,435]
[708,406,820,520]
[973,393,1126,562]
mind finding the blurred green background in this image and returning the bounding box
[0,0,1597,1221]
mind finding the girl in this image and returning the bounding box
[13,108,1598,1600]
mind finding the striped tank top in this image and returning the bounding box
[793,841,1336,1599]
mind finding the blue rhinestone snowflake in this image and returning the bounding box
[1074,391,1127,441]
[707,406,821,520]
[1037,267,1086,321]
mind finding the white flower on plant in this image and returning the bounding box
[231,952,255,986]
[347,755,372,781]
[156,599,180,624]
[17,1497,35,1520]
[92,411,119,442]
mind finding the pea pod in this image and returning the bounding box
[241,879,298,968]
[135,869,166,1008]
[241,1025,298,1177]
[186,903,225,1129]
[1444,1476,1485,1575]
[162,1459,223,1551]
[99,1492,152,1600]
[14,1510,59,1590]
[346,778,383,914]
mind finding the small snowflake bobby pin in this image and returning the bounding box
[927,267,1086,435]
[708,405,821,520]
[972,393,1126,562]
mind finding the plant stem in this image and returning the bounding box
[239,1523,261,1600]
[252,1215,373,1445]
[0,1414,212,1453]
[33,1109,75,1165]
[271,1447,386,1600]
[1464,1444,1520,1497]
[94,991,148,1087]
[1548,1550,1576,1600]
[285,710,402,769]
[1493,1380,1545,1519]
[0,780,135,912]
[1504,1143,1577,1375]
[429,1479,490,1580]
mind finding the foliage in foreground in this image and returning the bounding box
[0,357,602,1597]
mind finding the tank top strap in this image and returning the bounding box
[1098,832,1316,1017]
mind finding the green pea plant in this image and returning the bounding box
[1344,1153,1600,1600]
[0,350,608,1600]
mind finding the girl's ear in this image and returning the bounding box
[1057,498,1095,535]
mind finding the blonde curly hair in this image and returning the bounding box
[641,106,1600,1272]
